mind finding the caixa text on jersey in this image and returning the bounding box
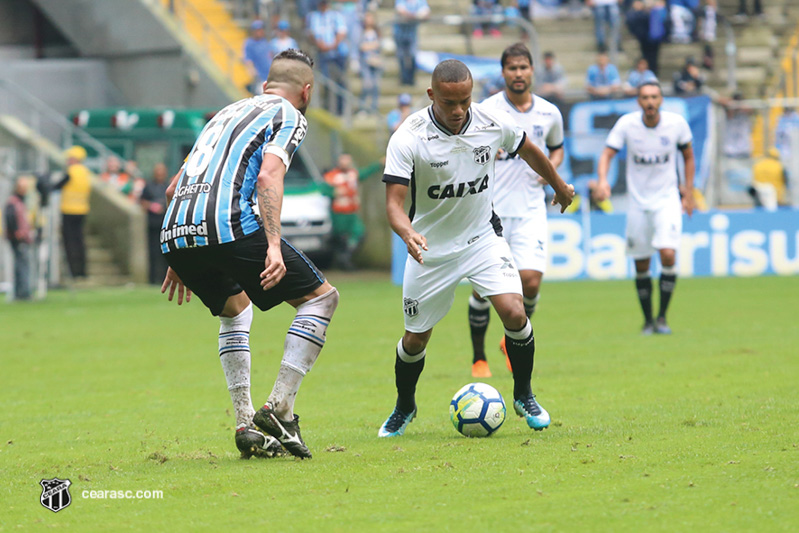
[428,175,488,199]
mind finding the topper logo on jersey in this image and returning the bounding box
[427,175,488,199]
[633,153,670,165]
[473,146,491,165]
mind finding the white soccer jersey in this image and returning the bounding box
[605,110,693,210]
[481,92,564,216]
[383,103,526,263]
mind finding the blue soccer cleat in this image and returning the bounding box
[513,394,550,431]
[378,407,417,437]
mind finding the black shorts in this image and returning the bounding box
[165,232,325,316]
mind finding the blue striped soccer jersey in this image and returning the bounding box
[161,94,308,253]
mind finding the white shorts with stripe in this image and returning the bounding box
[625,199,683,259]
[402,233,522,333]
[500,205,548,273]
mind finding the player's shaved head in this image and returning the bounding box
[266,49,314,89]
[431,59,472,85]
[264,49,315,114]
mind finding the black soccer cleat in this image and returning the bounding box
[253,403,312,459]
[235,425,286,459]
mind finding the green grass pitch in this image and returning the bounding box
[2,274,798,531]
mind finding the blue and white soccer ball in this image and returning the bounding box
[449,382,506,437]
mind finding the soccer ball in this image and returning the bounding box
[449,382,506,437]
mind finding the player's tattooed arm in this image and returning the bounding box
[386,182,427,264]
[258,186,282,237]
[257,153,288,290]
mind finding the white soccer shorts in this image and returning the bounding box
[500,207,548,273]
[625,199,683,259]
[401,234,522,333]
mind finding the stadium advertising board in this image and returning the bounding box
[392,209,799,283]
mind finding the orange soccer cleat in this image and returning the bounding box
[499,336,512,372]
[471,359,492,378]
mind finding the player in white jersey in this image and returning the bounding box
[595,81,695,335]
[160,50,339,459]
[378,59,575,437]
[468,43,565,379]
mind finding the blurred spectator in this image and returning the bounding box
[720,92,752,159]
[587,0,621,53]
[139,163,170,285]
[53,146,91,280]
[4,176,35,300]
[585,50,621,100]
[124,160,146,200]
[394,0,431,86]
[269,19,299,59]
[387,93,413,135]
[775,106,799,171]
[358,11,382,114]
[321,153,381,270]
[243,20,272,95]
[472,0,502,38]
[100,155,133,196]
[669,0,698,44]
[698,0,718,70]
[734,0,763,21]
[307,0,350,114]
[673,56,704,95]
[647,0,669,75]
[333,0,362,68]
[626,0,661,76]
[537,51,567,106]
[297,0,319,22]
[623,57,657,96]
[750,148,788,209]
[480,73,505,100]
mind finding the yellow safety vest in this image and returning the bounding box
[60,164,91,215]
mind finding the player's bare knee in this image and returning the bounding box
[499,307,527,331]
[660,249,676,267]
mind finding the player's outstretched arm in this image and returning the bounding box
[595,146,618,201]
[386,182,427,264]
[680,143,696,217]
[517,137,574,212]
[257,153,288,290]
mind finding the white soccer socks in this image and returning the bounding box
[219,302,255,427]
[267,287,339,420]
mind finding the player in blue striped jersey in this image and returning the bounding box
[160,49,339,459]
